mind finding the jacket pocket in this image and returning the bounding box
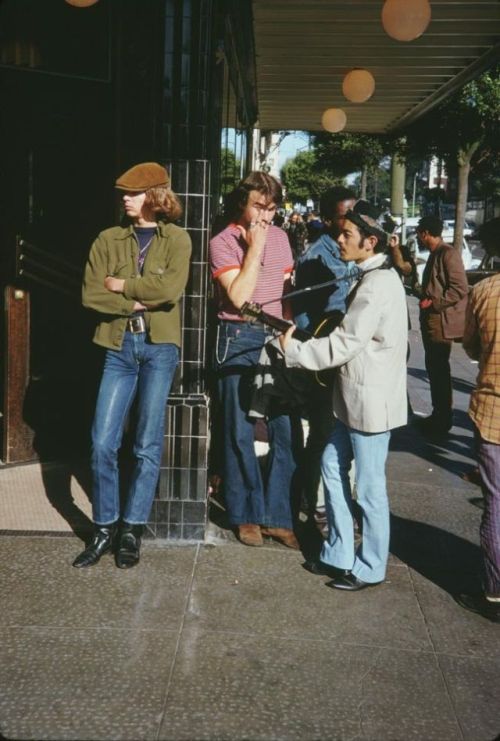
[146,262,166,276]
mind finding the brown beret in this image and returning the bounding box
[115,162,170,192]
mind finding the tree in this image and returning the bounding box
[313,132,393,200]
[220,147,242,196]
[280,150,342,205]
[351,160,392,206]
[399,64,500,248]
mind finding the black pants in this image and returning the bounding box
[420,312,453,425]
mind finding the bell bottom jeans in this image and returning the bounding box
[91,332,178,526]
[216,320,295,529]
[320,419,391,583]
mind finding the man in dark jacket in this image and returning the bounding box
[416,216,468,436]
[73,162,191,569]
[292,187,358,519]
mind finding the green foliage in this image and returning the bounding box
[313,132,394,177]
[220,147,242,195]
[351,163,392,204]
[399,64,500,176]
[280,150,342,204]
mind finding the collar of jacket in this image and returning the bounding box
[359,252,388,272]
[312,232,341,257]
[114,222,173,241]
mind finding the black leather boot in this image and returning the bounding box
[115,523,143,569]
[72,524,116,568]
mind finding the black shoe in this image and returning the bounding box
[455,593,500,623]
[303,560,349,579]
[73,524,116,568]
[115,523,143,569]
[326,572,383,591]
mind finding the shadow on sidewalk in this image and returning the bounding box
[40,460,94,540]
[407,365,477,397]
[390,411,476,480]
[390,513,482,595]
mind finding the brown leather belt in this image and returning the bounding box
[127,315,146,333]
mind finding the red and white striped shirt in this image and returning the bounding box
[209,224,293,321]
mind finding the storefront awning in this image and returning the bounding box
[252,0,500,133]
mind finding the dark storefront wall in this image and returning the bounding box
[0,0,256,540]
[0,0,116,464]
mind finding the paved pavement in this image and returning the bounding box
[0,296,499,741]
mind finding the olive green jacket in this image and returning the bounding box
[82,222,192,350]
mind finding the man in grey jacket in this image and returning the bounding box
[280,205,408,591]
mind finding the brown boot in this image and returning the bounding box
[237,524,263,547]
[261,527,300,549]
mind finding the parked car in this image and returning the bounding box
[442,219,475,238]
[406,229,481,283]
[466,253,500,286]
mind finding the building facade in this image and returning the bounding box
[0,0,257,539]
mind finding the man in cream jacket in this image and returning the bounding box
[280,205,408,590]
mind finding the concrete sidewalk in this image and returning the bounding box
[0,296,499,741]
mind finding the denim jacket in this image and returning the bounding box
[82,221,191,349]
[292,233,360,332]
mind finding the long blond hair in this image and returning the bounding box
[144,186,183,222]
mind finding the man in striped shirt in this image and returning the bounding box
[209,171,298,549]
[460,217,500,623]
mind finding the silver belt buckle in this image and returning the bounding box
[127,315,146,333]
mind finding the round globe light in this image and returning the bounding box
[321,108,347,133]
[381,0,431,42]
[342,69,375,103]
[65,0,99,7]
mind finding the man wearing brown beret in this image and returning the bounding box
[73,162,191,569]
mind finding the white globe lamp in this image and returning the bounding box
[381,0,431,42]
[65,0,99,7]
[342,69,375,103]
[321,108,347,133]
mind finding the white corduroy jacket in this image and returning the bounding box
[284,253,408,433]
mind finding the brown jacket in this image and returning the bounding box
[422,242,469,339]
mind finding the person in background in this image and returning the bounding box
[384,215,418,419]
[415,216,468,436]
[273,211,285,228]
[306,210,324,244]
[291,186,358,521]
[209,171,299,549]
[73,162,191,569]
[459,217,500,623]
[284,211,307,261]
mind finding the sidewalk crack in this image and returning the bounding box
[155,542,200,740]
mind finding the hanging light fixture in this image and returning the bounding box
[381,0,431,42]
[321,108,347,133]
[65,0,99,7]
[342,69,375,103]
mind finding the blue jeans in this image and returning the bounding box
[216,320,295,529]
[91,332,179,525]
[320,419,391,583]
